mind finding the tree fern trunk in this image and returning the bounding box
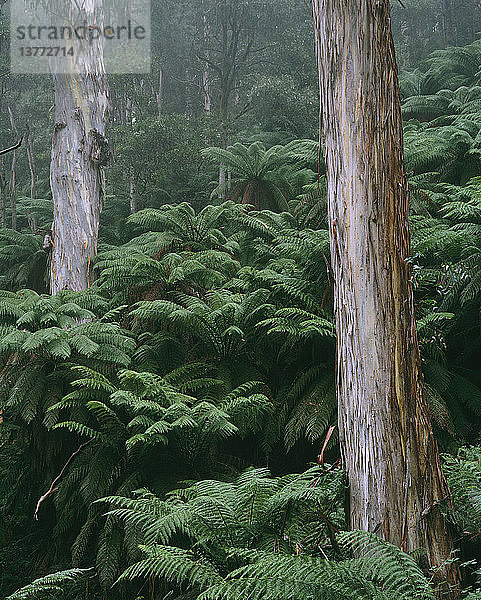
[313,0,459,589]
[49,0,110,294]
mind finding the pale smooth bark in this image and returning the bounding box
[313,0,459,586]
[49,1,110,294]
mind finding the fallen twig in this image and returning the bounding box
[34,441,91,521]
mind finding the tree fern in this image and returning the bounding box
[202,142,315,211]
[6,569,90,600]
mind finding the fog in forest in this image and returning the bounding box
[1,2,481,599]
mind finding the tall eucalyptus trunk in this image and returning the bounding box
[50,0,110,294]
[313,0,459,588]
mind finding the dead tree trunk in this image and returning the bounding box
[49,1,110,294]
[313,0,459,588]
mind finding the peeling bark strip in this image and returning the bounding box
[50,0,110,294]
[313,0,459,585]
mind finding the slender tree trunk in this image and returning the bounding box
[218,121,228,201]
[218,165,226,200]
[440,0,452,47]
[156,67,164,117]
[202,12,212,115]
[185,66,193,115]
[203,69,212,114]
[25,123,38,232]
[313,0,459,589]
[124,95,139,214]
[129,170,138,214]
[49,1,110,294]
[0,174,7,228]
[7,105,18,231]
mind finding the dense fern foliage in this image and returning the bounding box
[5,570,89,600]
[103,476,438,600]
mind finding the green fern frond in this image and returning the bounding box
[6,569,90,600]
